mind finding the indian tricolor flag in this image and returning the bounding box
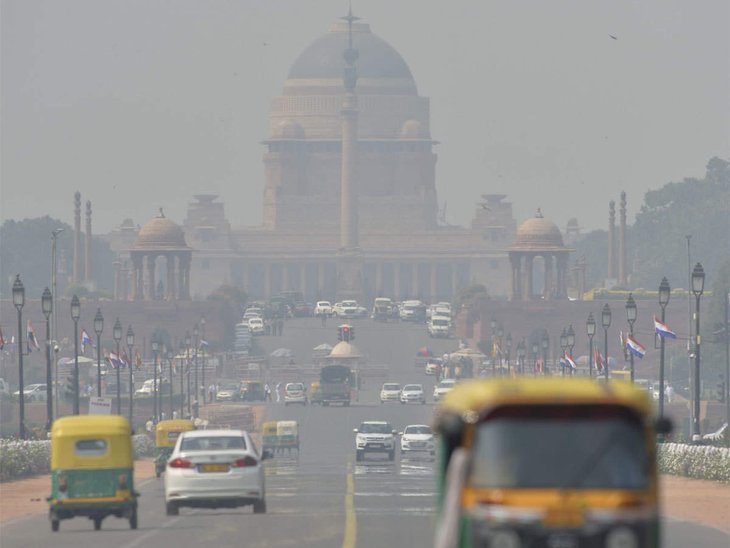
[654,316,677,339]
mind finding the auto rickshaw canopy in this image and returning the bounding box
[155,419,195,447]
[435,377,651,430]
[51,415,133,469]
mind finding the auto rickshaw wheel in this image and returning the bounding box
[253,499,266,514]
[93,517,102,530]
[129,508,138,529]
[166,502,179,516]
[51,519,59,532]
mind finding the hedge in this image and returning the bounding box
[658,442,730,483]
[0,434,154,482]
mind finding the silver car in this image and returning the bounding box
[164,429,269,515]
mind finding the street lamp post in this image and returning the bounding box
[541,333,549,375]
[51,228,63,418]
[113,319,122,415]
[12,276,26,438]
[185,331,192,416]
[200,317,206,404]
[566,325,575,376]
[94,309,104,397]
[166,347,175,418]
[626,294,637,382]
[602,304,612,380]
[179,341,185,417]
[506,333,512,375]
[691,263,705,442]
[151,338,159,424]
[42,288,53,430]
[586,313,596,378]
[126,326,135,426]
[70,295,81,415]
[560,328,568,376]
[193,323,199,417]
[658,277,671,429]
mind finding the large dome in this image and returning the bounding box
[512,209,565,250]
[289,21,414,81]
[135,213,188,249]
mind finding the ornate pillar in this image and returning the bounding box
[166,254,176,300]
[509,254,521,301]
[430,264,437,302]
[608,200,616,280]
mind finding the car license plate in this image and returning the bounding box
[369,443,382,448]
[200,463,229,473]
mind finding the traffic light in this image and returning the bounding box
[342,325,351,342]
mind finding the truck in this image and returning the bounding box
[319,365,352,406]
[372,297,395,322]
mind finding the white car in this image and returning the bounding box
[380,382,402,403]
[425,359,443,376]
[354,421,397,461]
[284,382,308,406]
[427,315,452,338]
[399,424,436,457]
[14,384,47,401]
[400,384,426,405]
[335,300,359,318]
[164,429,269,515]
[215,382,241,402]
[314,301,333,316]
[248,317,265,335]
[433,379,456,401]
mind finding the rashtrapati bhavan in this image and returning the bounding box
[103,17,572,303]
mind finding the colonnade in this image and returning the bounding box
[509,252,569,301]
[118,251,192,301]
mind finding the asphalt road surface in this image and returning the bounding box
[2,317,728,547]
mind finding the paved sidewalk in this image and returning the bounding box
[661,475,730,532]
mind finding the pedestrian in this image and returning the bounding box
[160,411,166,421]
[264,383,272,402]
[208,383,215,402]
[275,382,282,403]
[172,410,179,419]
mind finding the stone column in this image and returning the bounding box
[121,260,129,301]
[264,263,272,298]
[450,264,457,300]
[509,254,521,301]
[430,264,437,302]
[375,262,383,296]
[394,263,401,300]
[282,263,289,292]
[166,254,176,300]
[317,263,324,297]
[113,260,121,300]
[84,201,92,285]
[608,200,616,281]
[180,254,191,300]
[73,191,81,284]
[619,191,627,286]
[131,254,142,300]
[557,254,569,299]
[412,264,419,299]
[178,255,185,300]
[299,263,306,293]
[543,255,554,300]
[146,254,156,301]
[523,255,534,300]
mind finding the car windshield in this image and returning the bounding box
[403,385,422,391]
[405,426,432,435]
[359,423,391,434]
[469,406,648,489]
[432,319,449,326]
[181,436,247,451]
[383,384,401,390]
[342,301,357,307]
[439,380,455,388]
[287,383,304,390]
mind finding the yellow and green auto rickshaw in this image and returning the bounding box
[276,420,300,454]
[261,421,279,455]
[433,378,671,548]
[309,381,322,405]
[48,415,139,532]
[154,419,195,477]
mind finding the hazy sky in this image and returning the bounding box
[2,0,728,234]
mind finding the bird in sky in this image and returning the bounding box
[609,34,618,40]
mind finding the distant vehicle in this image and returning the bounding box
[354,305,369,318]
[216,382,241,402]
[284,382,308,406]
[248,317,265,335]
[400,300,427,322]
[399,424,435,457]
[433,378,456,401]
[135,379,160,396]
[292,302,313,317]
[425,358,443,376]
[380,382,402,404]
[319,365,352,406]
[354,421,397,461]
[164,429,270,515]
[427,315,452,338]
[400,384,426,405]
[314,301,333,317]
[372,297,396,322]
[334,300,359,318]
[14,383,47,401]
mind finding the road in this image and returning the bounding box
[2,317,728,547]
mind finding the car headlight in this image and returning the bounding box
[605,527,638,548]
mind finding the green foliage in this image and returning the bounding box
[0,216,116,298]
[207,285,248,350]
[454,283,488,312]
[658,442,730,483]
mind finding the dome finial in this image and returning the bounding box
[535,208,543,218]
[341,2,360,91]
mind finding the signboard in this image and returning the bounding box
[88,396,113,415]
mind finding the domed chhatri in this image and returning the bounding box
[287,21,415,87]
[400,119,426,139]
[512,209,565,250]
[135,210,188,250]
[329,341,362,359]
